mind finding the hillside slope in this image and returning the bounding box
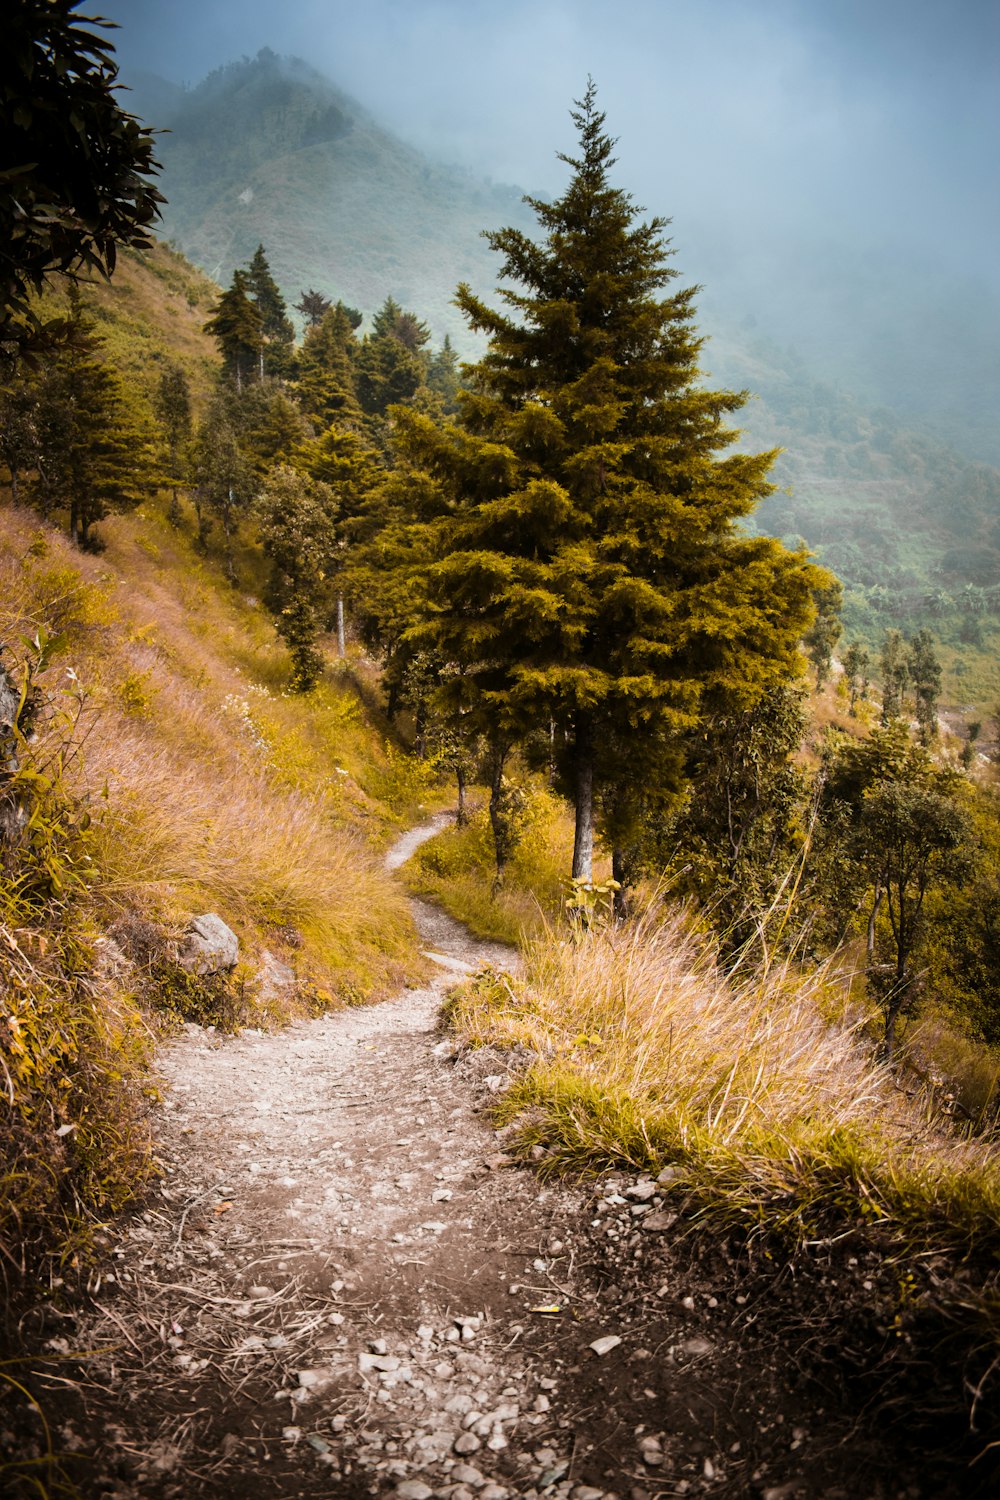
[128,50,531,349]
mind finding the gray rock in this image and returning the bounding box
[453,1431,482,1455]
[257,948,295,1001]
[178,913,239,974]
[394,1482,434,1500]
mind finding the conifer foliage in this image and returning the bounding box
[390,84,820,883]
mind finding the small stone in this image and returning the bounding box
[452,1463,485,1485]
[454,1431,482,1455]
[394,1483,434,1500]
[703,1457,716,1480]
[680,1337,713,1357]
[638,1436,664,1466]
[573,1488,607,1500]
[626,1180,657,1201]
[479,1487,509,1500]
[532,1394,551,1413]
[656,1165,681,1185]
[589,1335,622,1358]
[370,1338,389,1355]
[445,1393,475,1415]
[642,1211,677,1233]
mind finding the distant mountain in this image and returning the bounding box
[127,49,531,348]
[127,50,1000,697]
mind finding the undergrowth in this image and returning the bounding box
[403,783,579,947]
[444,901,1000,1427]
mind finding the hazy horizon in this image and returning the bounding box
[106,0,999,456]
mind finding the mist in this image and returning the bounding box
[108,0,999,454]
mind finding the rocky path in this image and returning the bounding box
[12,820,977,1498]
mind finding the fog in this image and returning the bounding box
[107,0,999,450]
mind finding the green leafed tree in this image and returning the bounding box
[1,0,163,351]
[391,84,820,886]
[296,303,361,428]
[295,288,331,327]
[908,627,942,744]
[803,573,844,689]
[257,465,338,690]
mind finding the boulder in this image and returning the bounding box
[178,913,239,974]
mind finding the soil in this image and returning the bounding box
[2,817,995,1499]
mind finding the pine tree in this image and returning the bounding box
[32,290,158,546]
[245,244,295,378]
[295,288,332,327]
[203,270,262,392]
[909,627,942,743]
[427,335,461,413]
[153,363,192,525]
[296,304,361,427]
[257,465,338,690]
[0,362,40,505]
[397,85,819,883]
[191,393,257,579]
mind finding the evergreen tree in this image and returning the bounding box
[203,270,262,392]
[1,0,162,351]
[372,295,431,354]
[355,329,424,420]
[191,393,257,579]
[296,304,361,427]
[295,288,332,327]
[32,290,157,546]
[427,335,461,414]
[0,362,40,505]
[880,628,909,722]
[393,85,819,883]
[803,574,843,689]
[909,627,942,744]
[153,363,192,525]
[245,243,295,377]
[257,465,338,690]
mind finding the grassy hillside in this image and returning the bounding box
[0,242,447,1295]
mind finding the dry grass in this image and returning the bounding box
[447,900,1000,1258]
[1,503,423,1003]
[404,784,593,947]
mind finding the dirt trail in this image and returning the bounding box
[9,821,978,1498]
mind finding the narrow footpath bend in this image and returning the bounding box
[24,820,973,1500]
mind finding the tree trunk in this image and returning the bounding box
[572,719,594,882]
[612,846,630,920]
[456,765,467,827]
[336,595,346,659]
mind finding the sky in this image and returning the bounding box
[106,0,999,443]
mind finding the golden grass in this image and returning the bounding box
[403,784,594,947]
[1,502,424,1005]
[447,901,1000,1258]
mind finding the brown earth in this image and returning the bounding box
[1,819,994,1499]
